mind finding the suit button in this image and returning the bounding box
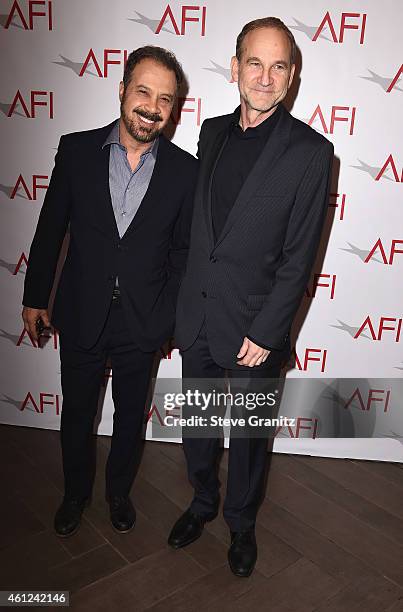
[210,256,217,263]
[201,291,207,298]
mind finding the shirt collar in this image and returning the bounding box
[102,119,159,159]
[231,103,282,139]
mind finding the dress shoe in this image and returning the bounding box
[109,496,136,532]
[168,508,212,549]
[54,496,90,537]
[228,530,257,577]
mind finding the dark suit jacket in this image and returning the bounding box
[23,121,198,351]
[175,104,334,369]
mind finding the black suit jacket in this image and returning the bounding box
[175,104,334,369]
[23,121,198,351]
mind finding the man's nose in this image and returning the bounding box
[259,68,273,87]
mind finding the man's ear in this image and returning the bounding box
[119,81,124,103]
[230,56,239,83]
[288,64,295,89]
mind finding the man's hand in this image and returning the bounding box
[22,307,50,342]
[237,337,270,367]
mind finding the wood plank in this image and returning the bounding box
[270,454,403,545]
[46,543,127,593]
[70,548,207,611]
[313,574,403,612]
[264,469,403,586]
[0,529,71,591]
[259,501,378,584]
[293,454,403,520]
[144,563,267,611]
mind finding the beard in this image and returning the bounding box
[120,102,163,143]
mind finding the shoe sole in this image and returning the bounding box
[55,522,81,538]
[111,522,136,534]
[228,555,256,578]
[168,530,204,549]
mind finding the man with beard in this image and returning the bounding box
[168,18,333,576]
[22,46,198,537]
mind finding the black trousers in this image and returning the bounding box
[182,320,281,532]
[59,297,155,501]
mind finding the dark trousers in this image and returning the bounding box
[59,297,155,501]
[182,321,281,532]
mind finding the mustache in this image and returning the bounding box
[134,108,163,123]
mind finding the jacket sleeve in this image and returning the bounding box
[247,140,334,350]
[22,135,72,309]
[165,158,199,301]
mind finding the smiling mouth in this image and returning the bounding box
[138,115,155,125]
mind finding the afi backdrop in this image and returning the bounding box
[1,0,402,461]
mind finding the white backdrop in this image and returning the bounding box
[1,0,402,461]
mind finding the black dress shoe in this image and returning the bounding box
[168,508,211,549]
[109,496,136,533]
[54,496,90,538]
[228,530,257,577]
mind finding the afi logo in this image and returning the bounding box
[7,90,54,118]
[171,97,202,126]
[344,388,391,413]
[375,155,403,182]
[329,193,347,220]
[21,391,61,414]
[156,5,207,36]
[293,348,328,373]
[4,0,53,30]
[10,174,48,200]
[79,49,129,78]
[355,317,402,342]
[13,253,28,275]
[308,105,356,135]
[387,64,403,93]
[312,12,367,44]
[275,417,319,439]
[364,239,403,265]
[305,274,336,300]
[17,326,59,349]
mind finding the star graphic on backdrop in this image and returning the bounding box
[330,320,371,340]
[52,55,98,77]
[0,101,25,118]
[1,395,23,411]
[340,242,382,263]
[288,18,331,41]
[0,184,19,199]
[203,61,232,82]
[127,11,173,34]
[0,13,23,28]
[350,159,393,181]
[0,329,27,346]
[0,258,24,275]
[360,70,403,92]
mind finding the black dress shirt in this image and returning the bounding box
[211,104,282,352]
[211,104,282,241]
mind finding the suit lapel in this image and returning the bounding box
[202,125,230,249]
[212,105,292,252]
[121,135,167,239]
[93,135,120,240]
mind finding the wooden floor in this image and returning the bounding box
[0,424,402,611]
